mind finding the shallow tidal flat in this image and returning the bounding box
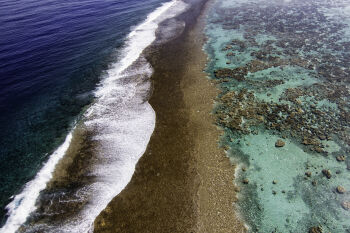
[205,0,350,232]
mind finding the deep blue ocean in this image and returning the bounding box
[0,0,166,226]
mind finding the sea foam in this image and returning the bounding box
[1,0,188,232]
[0,130,74,233]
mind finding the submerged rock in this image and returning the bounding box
[214,67,248,81]
[242,178,249,184]
[336,186,346,194]
[305,171,312,177]
[302,138,320,146]
[309,226,323,233]
[341,201,350,210]
[275,139,285,147]
[336,155,346,162]
[314,146,324,153]
[322,169,332,179]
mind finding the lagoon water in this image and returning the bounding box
[205,0,350,232]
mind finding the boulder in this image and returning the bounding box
[336,155,346,162]
[309,226,322,233]
[305,171,312,177]
[336,186,346,194]
[322,169,332,179]
[341,201,350,210]
[275,139,285,147]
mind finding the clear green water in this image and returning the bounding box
[231,132,349,232]
[205,0,350,232]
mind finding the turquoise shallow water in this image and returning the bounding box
[205,0,350,232]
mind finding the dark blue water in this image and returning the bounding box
[0,0,165,225]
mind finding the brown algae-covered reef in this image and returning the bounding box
[205,0,350,232]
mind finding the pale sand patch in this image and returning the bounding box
[183,6,246,232]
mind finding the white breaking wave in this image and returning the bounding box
[0,131,74,233]
[1,0,188,233]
